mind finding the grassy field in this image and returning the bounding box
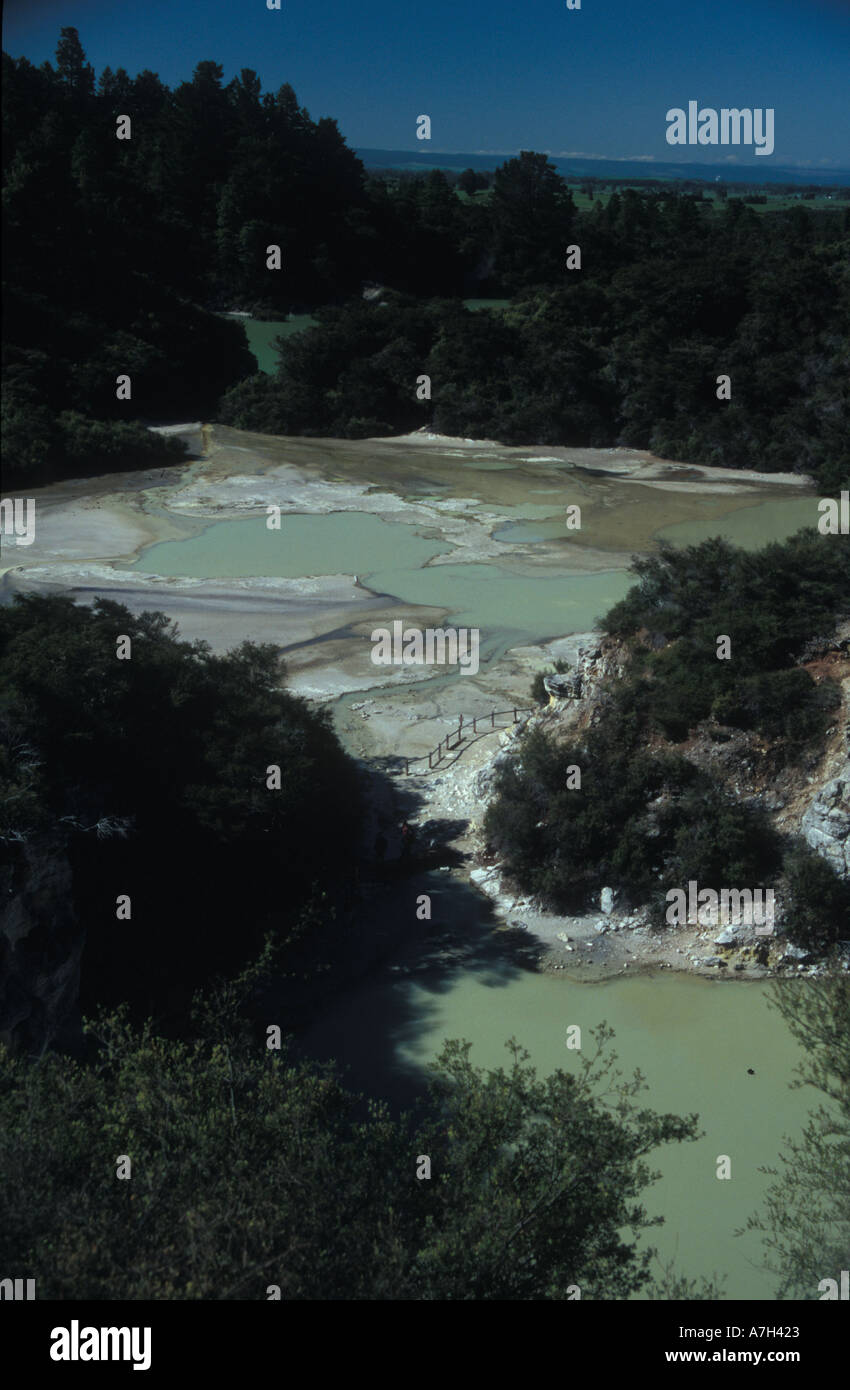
[456,185,848,214]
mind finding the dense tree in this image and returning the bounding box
[221,207,847,486]
[0,594,361,1035]
[490,151,576,288]
[54,26,95,102]
[3,29,848,487]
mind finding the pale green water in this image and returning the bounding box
[365,562,632,639]
[302,955,811,1300]
[657,495,820,550]
[130,513,630,644]
[130,513,449,579]
[223,316,318,374]
[399,971,808,1299]
[496,493,822,553]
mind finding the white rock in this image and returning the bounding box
[782,943,811,962]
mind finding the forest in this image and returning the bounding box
[3,29,849,491]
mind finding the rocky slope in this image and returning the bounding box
[401,629,850,982]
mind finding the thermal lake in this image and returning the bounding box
[299,939,813,1300]
[22,427,824,1299]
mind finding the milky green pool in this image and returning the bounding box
[222,315,318,374]
[130,512,449,579]
[301,948,814,1300]
[656,495,820,550]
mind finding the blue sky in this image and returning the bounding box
[3,0,849,166]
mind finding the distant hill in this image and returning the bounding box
[356,148,850,189]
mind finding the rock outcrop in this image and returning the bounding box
[801,772,850,879]
[544,671,583,703]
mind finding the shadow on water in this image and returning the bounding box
[282,771,539,1113]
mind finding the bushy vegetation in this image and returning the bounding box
[486,530,850,941]
[782,849,850,954]
[4,31,849,489]
[0,594,361,1032]
[601,532,849,744]
[485,703,782,916]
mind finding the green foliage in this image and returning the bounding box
[483,717,780,914]
[602,534,850,649]
[601,532,849,744]
[0,1010,711,1299]
[490,151,576,289]
[743,972,850,1298]
[0,594,361,1026]
[710,668,839,741]
[486,531,848,926]
[222,194,848,488]
[5,30,848,488]
[783,848,850,953]
[219,294,439,437]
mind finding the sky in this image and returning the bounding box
[3,0,850,167]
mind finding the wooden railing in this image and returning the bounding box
[402,705,535,775]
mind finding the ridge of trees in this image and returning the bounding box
[3,29,849,490]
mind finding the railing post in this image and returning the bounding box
[472,717,477,734]
[491,711,495,728]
